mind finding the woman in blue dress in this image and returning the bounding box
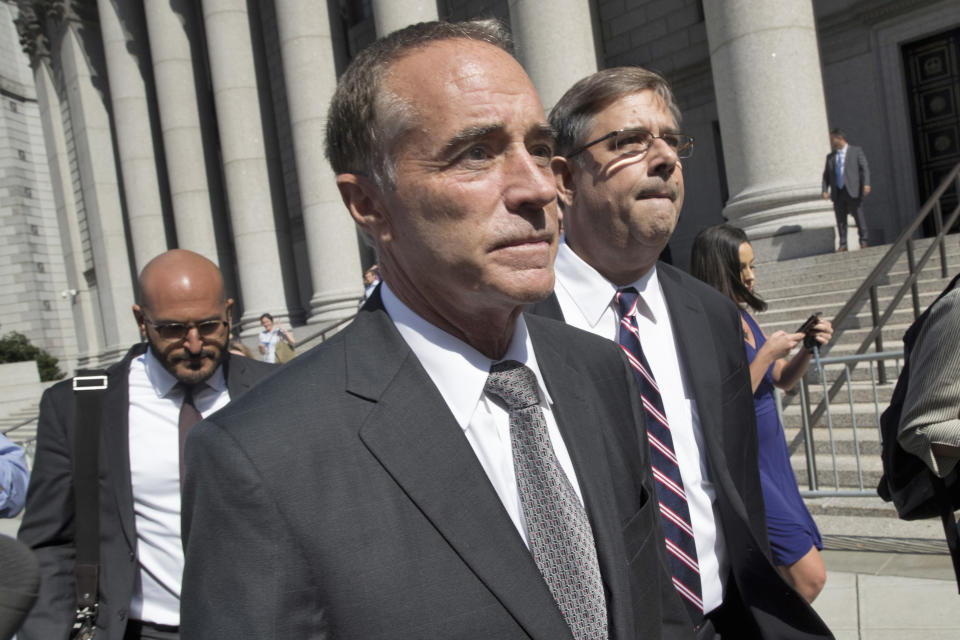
[690,224,833,603]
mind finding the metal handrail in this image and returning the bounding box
[806,161,960,426]
[786,348,905,497]
[1,415,37,437]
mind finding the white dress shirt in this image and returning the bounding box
[553,239,728,613]
[127,348,231,625]
[381,283,584,546]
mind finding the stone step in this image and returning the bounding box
[781,383,895,406]
[759,254,958,302]
[756,234,960,277]
[782,410,883,430]
[756,292,942,326]
[793,455,883,490]
[784,426,881,455]
[760,274,954,307]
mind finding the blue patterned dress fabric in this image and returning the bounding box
[485,360,609,640]
[742,311,823,565]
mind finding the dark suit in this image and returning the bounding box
[180,293,692,639]
[16,344,274,640]
[822,144,870,247]
[530,262,833,639]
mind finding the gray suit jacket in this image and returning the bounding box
[822,144,870,200]
[899,284,960,476]
[529,263,834,639]
[17,344,275,640]
[180,292,692,639]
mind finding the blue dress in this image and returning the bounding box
[742,311,823,566]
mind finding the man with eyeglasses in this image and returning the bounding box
[18,249,274,640]
[530,67,833,639]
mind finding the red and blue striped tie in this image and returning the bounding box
[616,287,703,620]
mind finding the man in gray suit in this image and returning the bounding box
[18,250,274,640]
[180,19,690,640]
[822,128,871,251]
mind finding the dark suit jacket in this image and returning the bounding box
[529,262,834,639]
[16,344,274,640]
[180,293,693,639]
[822,144,870,200]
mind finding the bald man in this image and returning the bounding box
[17,250,274,640]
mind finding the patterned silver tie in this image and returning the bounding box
[485,360,609,640]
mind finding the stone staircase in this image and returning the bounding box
[750,233,960,541]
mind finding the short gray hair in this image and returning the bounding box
[324,19,513,189]
[549,67,681,159]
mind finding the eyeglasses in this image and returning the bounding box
[566,128,694,159]
[146,320,228,341]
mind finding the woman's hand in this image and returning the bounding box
[807,318,833,347]
[761,330,804,361]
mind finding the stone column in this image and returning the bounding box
[32,58,101,364]
[59,24,140,360]
[143,0,221,262]
[96,0,168,272]
[201,0,289,330]
[704,0,838,261]
[274,0,363,326]
[371,0,437,37]
[508,0,598,112]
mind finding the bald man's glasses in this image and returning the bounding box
[147,320,228,341]
[566,128,694,159]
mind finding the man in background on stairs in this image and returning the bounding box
[821,128,871,251]
[17,249,274,640]
[530,66,833,639]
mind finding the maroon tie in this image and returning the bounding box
[178,384,203,487]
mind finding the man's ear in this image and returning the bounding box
[551,156,576,208]
[132,304,147,340]
[336,174,393,243]
[224,298,235,334]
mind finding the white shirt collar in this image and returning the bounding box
[139,346,225,398]
[556,236,663,325]
[380,282,553,430]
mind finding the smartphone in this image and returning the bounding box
[796,313,821,335]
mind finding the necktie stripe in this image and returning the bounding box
[616,287,703,621]
[653,468,687,501]
[648,433,679,465]
[620,344,660,390]
[660,503,696,537]
[640,396,669,427]
[665,539,701,573]
[673,578,705,610]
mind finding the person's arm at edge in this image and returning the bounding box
[0,432,29,517]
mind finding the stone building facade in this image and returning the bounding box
[3,0,959,370]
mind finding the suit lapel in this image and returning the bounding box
[346,309,574,640]
[103,345,141,552]
[527,321,635,639]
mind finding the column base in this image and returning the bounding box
[304,290,363,328]
[724,185,838,263]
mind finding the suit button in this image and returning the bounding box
[118,608,127,621]
[129,551,135,561]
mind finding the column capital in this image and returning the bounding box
[15,0,99,63]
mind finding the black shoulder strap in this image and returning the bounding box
[72,370,108,616]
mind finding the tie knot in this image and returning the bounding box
[485,360,539,411]
[616,287,639,318]
[178,382,197,403]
